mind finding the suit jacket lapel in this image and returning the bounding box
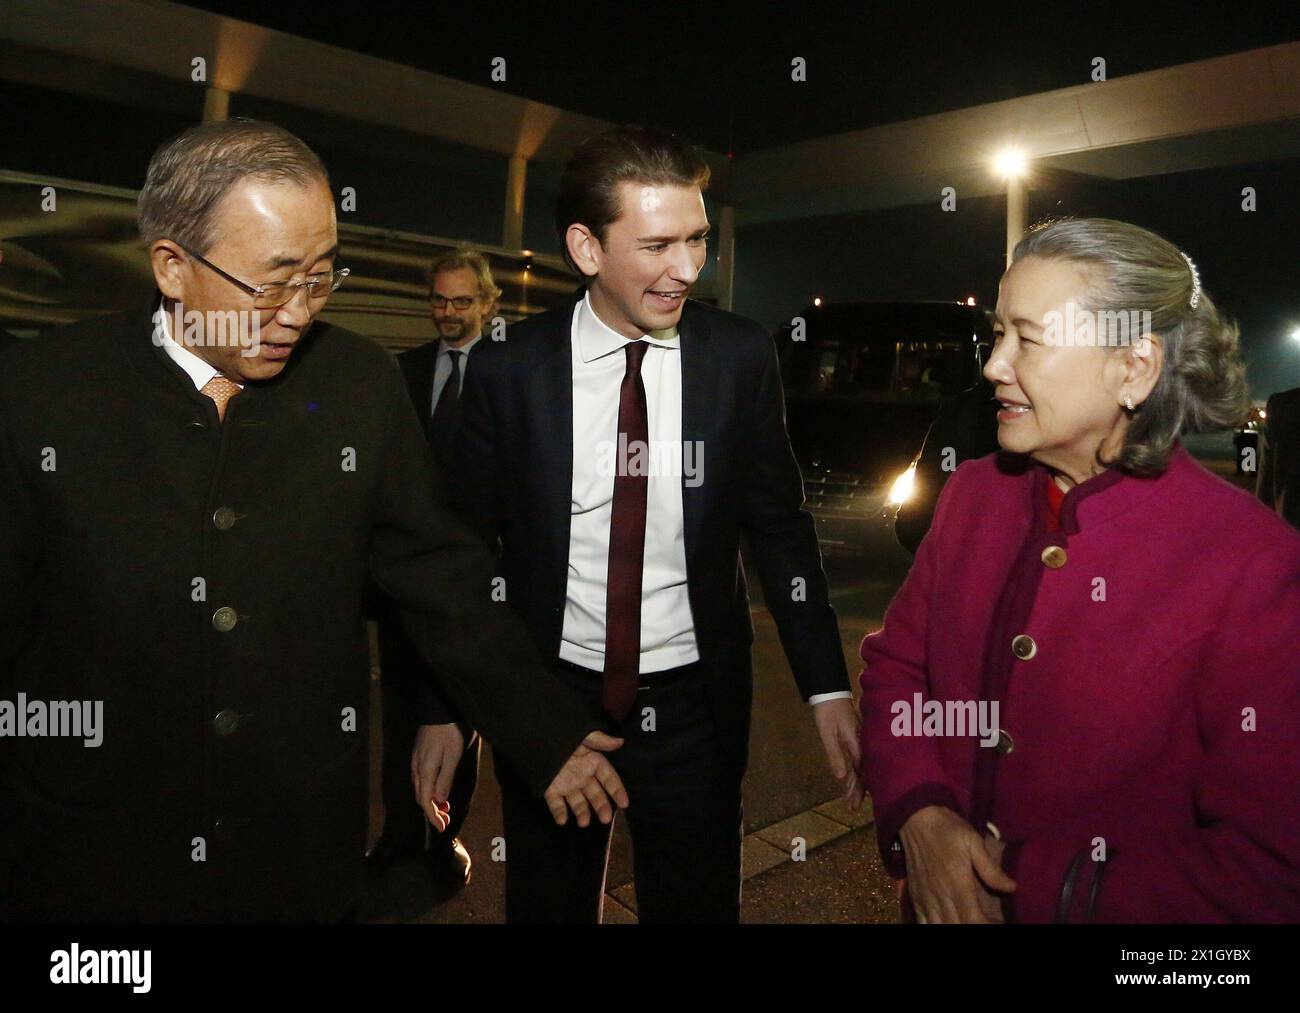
[403,343,439,443]
[678,301,718,572]
[537,308,576,610]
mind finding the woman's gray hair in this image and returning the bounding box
[1012,217,1251,475]
[137,118,329,255]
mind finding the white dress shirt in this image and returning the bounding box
[152,302,244,393]
[559,292,700,674]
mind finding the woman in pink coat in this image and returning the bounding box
[858,218,1300,923]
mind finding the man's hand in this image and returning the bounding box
[411,722,465,834]
[544,731,629,828]
[813,697,863,809]
[898,805,1016,923]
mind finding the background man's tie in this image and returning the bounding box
[431,349,464,472]
[201,374,241,422]
[602,340,649,721]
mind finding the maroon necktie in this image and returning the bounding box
[602,340,650,720]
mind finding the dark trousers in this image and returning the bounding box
[494,658,743,923]
[377,621,481,849]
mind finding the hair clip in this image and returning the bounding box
[1181,252,1201,310]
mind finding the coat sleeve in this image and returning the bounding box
[367,358,599,796]
[740,333,849,699]
[1003,539,1300,922]
[859,464,969,878]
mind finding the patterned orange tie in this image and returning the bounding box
[201,374,242,422]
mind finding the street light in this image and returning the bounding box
[993,147,1029,269]
[993,148,1028,178]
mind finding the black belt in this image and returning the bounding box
[555,656,701,690]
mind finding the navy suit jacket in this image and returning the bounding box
[450,292,849,777]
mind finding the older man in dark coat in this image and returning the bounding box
[0,119,626,923]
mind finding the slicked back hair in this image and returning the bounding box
[555,124,710,275]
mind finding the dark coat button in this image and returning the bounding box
[213,507,238,530]
[996,729,1015,754]
[213,708,241,736]
[212,607,238,632]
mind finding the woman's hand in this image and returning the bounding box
[898,806,1016,923]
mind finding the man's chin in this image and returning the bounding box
[642,296,686,326]
[236,357,289,382]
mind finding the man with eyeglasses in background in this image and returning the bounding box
[365,251,500,914]
[0,119,625,923]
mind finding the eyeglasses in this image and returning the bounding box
[180,243,350,309]
[431,294,479,311]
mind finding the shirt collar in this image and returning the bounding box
[153,302,244,392]
[577,289,679,364]
[438,333,484,358]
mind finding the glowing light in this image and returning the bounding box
[888,463,917,506]
[813,297,822,307]
[966,296,976,306]
[993,148,1028,178]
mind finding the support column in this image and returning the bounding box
[202,87,230,122]
[503,154,527,252]
[715,204,736,311]
[1005,175,1026,268]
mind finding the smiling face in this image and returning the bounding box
[984,255,1152,484]
[568,181,709,339]
[150,177,338,383]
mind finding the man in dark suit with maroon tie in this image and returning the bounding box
[454,125,862,923]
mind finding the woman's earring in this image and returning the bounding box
[1123,395,1135,411]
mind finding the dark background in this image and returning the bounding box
[5,0,1299,392]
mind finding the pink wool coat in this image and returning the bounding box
[858,445,1300,922]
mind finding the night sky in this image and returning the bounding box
[180,0,1300,155]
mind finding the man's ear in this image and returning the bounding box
[565,224,601,279]
[150,240,187,301]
